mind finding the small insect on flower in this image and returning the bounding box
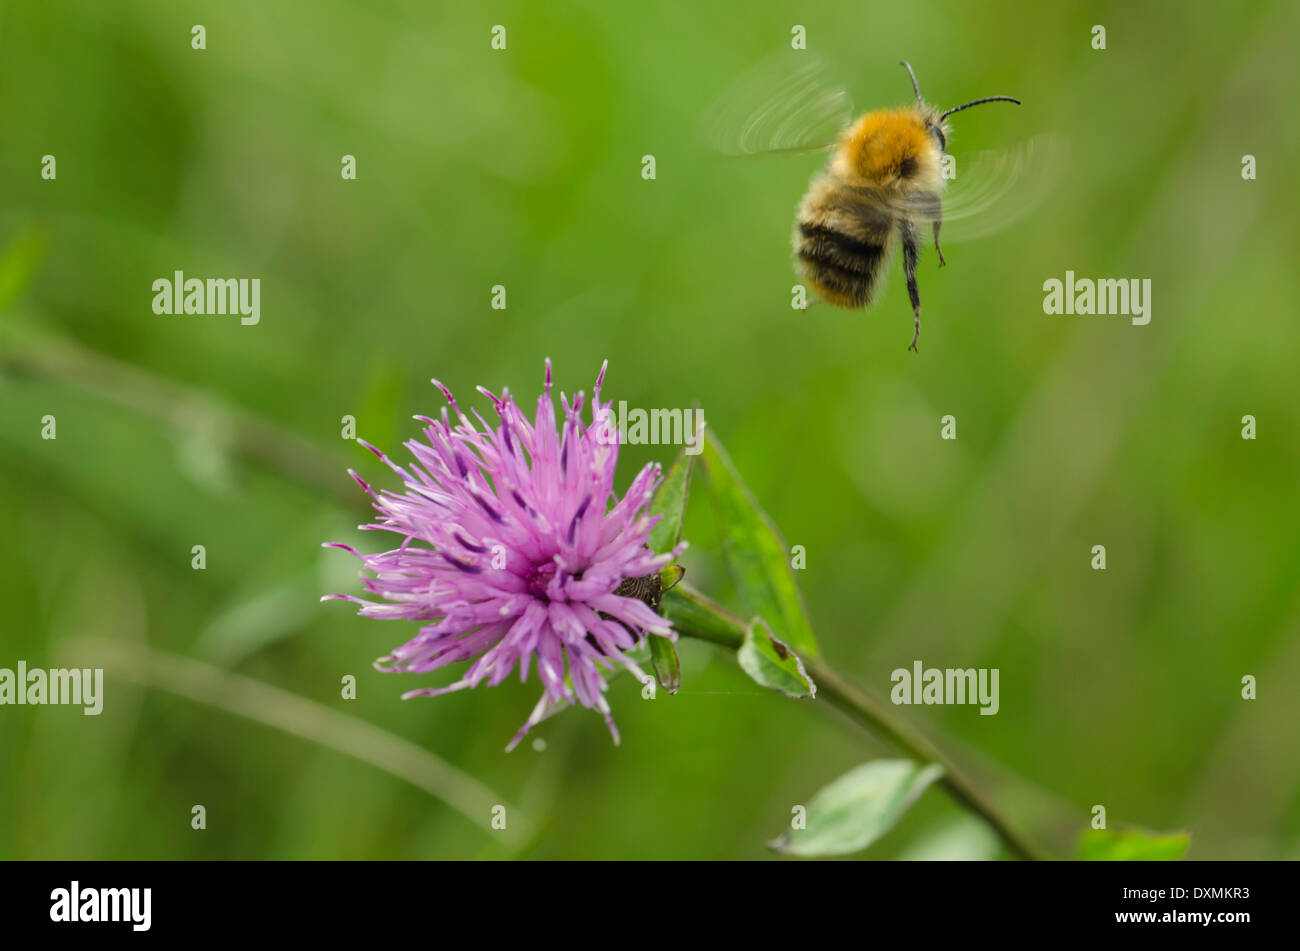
[323,361,686,750]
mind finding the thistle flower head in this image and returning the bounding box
[324,361,682,749]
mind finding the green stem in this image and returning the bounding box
[664,585,1048,861]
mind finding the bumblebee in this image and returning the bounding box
[796,63,1018,349]
[706,57,1055,351]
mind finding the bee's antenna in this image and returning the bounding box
[940,96,1022,120]
[899,61,923,104]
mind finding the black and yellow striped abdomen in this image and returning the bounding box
[794,175,896,309]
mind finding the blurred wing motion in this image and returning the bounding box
[902,134,1070,243]
[702,52,854,155]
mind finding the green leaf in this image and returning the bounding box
[647,447,694,553]
[644,451,690,695]
[770,760,945,857]
[897,816,1002,861]
[699,432,817,656]
[647,634,681,694]
[1078,828,1191,861]
[737,617,815,699]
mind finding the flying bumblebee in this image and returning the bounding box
[705,57,1060,350]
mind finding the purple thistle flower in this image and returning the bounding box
[324,360,684,750]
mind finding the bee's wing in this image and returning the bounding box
[902,134,1069,242]
[702,51,854,156]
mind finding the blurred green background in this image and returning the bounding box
[2,0,1298,860]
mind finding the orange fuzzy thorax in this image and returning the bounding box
[830,106,945,191]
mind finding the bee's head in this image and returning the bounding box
[899,60,1020,154]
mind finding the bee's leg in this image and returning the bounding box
[912,192,946,267]
[901,220,922,351]
[927,193,947,266]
